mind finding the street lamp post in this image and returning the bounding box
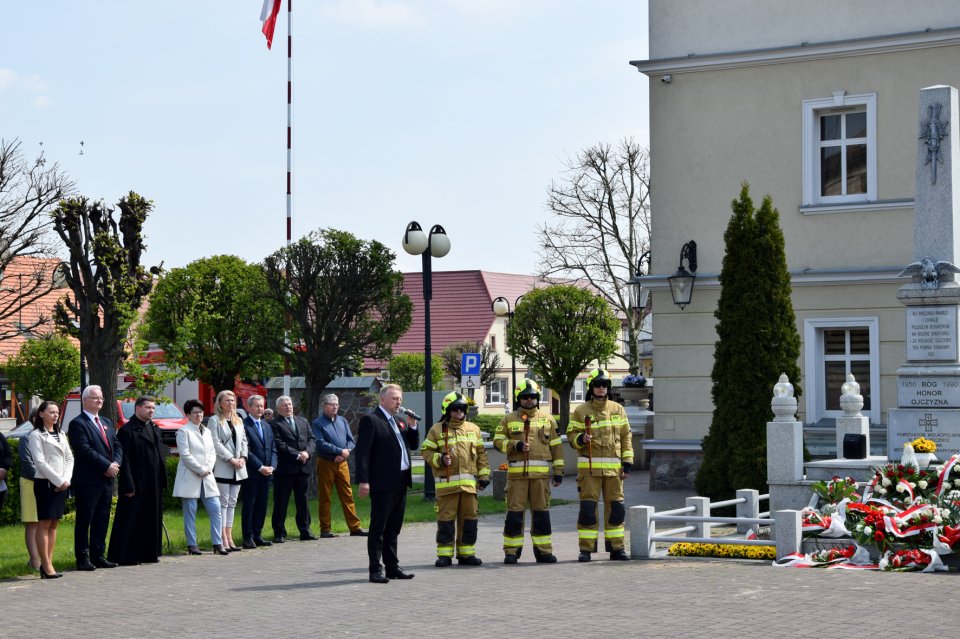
[491,294,523,409]
[402,221,450,501]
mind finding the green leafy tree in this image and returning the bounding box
[52,192,162,424]
[262,229,412,418]
[695,183,802,500]
[5,334,80,404]
[388,353,444,392]
[439,341,501,390]
[506,284,619,429]
[143,255,284,394]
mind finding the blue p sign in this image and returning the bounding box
[461,353,481,376]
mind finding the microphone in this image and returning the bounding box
[399,407,422,421]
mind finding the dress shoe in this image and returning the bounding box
[535,553,558,564]
[300,532,318,541]
[609,549,629,561]
[212,545,231,556]
[369,571,390,584]
[273,536,286,544]
[229,544,242,552]
[242,541,257,550]
[385,567,415,580]
[458,555,482,566]
[503,554,519,565]
[76,561,97,572]
[187,546,203,555]
[320,531,337,539]
[40,567,63,580]
[254,537,273,547]
[578,552,592,563]
[92,557,118,569]
[434,557,452,567]
[349,529,369,537]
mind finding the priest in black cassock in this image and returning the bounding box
[107,396,168,566]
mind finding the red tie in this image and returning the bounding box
[95,416,110,450]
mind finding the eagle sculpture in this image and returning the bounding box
[898,257,960,289]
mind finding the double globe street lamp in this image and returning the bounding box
[401,221,451,500]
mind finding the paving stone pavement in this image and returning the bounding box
[2,472,958,637]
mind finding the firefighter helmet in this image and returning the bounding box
[515,379,541,403]
[441,391,469,415]
[586,368,612,390]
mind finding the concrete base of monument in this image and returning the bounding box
[888,408,960,459]
[897,281,960,305]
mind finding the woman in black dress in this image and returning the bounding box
[28,401,74,579]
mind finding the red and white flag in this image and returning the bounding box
[260,0,282,49]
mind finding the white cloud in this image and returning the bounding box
[322,0,425,29]
[0,68,17,91]
[33,95,53,109]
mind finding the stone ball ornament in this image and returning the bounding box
[771,373,798,421]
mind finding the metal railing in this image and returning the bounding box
[629,489,774,558]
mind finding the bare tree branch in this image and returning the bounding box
[537,138,651,374]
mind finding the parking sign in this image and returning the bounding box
[461,352,481,376]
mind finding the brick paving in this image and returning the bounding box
[2,472,958,637]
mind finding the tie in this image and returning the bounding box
[255,420,264,442]
[94,416,110,450]
[389,416,409,468]
[288,417,297,434]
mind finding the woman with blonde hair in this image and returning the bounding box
[208,390,248,551]
[28,401,74,578]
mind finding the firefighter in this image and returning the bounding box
[493,379,564,564]
[421,392,490,567]
[567,368,633,562]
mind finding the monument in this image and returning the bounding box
[889,84,960,459]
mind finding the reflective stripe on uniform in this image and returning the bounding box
[437,545,455,557]
[552,459,564,467]
[435,473,477,490]
[509,460,550,468]
[549,437,562,446]
[422,439,439,449]
[508,465,550,475]
[457,544,476,555]
[578,530,599,539]
[604,526,625,539]
[531,534,551,545]
[577,456,622,469]
[478,468,490,477]
[503,536,525,547]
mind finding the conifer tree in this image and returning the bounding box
[695,183,801,499]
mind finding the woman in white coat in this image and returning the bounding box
[208,390,248,552]
[173,399,228,555]
[28,400,74,579]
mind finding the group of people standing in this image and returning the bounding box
[9,370,634,582]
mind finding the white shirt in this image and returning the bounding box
[379,406,411,471]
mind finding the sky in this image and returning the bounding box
[0,1,650,277]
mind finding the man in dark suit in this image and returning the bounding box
[241,395,277,548]
[270,395,316,542]
[355,383,419,584]
[67,385,123,571]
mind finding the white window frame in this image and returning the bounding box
[803,317,880,424]
[802,92,877,207]
[485,377,508,405]
[569,379,585,403]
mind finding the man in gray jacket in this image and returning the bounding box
[311,394,366,538]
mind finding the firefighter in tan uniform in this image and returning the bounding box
[493,380,563,564]
[421,392,490,567]
[567,368,633,562]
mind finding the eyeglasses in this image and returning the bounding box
[190,410,204,415]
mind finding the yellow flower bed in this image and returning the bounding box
[667,542,775,560]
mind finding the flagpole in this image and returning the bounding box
[282,0,293,399]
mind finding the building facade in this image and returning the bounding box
[632,1,960,487]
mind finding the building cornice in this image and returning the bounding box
[630,26,960,76]
[637,266,905,290]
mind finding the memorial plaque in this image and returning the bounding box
[888,408,960,459]
[906,305,958,361]
[898,376,960,407]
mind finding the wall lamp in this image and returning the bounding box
[667,241,697,309]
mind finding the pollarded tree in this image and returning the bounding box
[143,255,284,394]
[537,139,651,374]
[0,138,75,341]
[695,183,802,500]
[262,229,412,418]
[52,193,162,423]
[506,284,619,429]
[5,334,80,404]
[388,353,444,392]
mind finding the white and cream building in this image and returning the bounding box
[631,0,960,488]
